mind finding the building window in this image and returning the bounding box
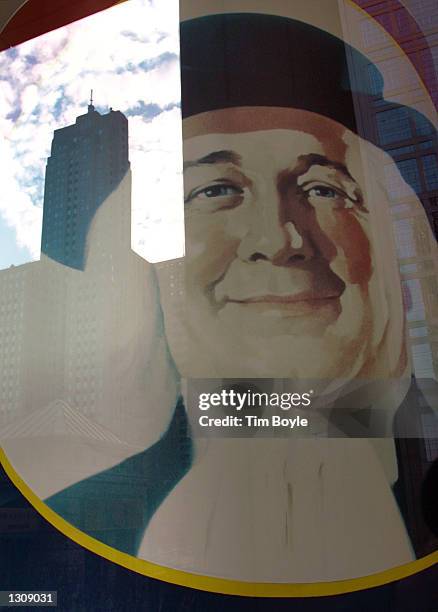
[402,278,425,321]
[396,159,422,193]
[385,163,417,199]
[413,112,434,137]
[422,155,438,191]
[377,108,413,145]
[360,17,387,48]
[411,343,435,379]
[409,326,428,338]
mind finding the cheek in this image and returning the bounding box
[185,214,239,289]
[315,209,373,284]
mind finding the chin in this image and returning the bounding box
[185,333,366,381]
[179,299,375,379]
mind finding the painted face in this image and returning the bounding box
[157,107,405,381]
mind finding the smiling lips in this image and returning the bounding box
[213,261,346,309]
[221,292,343,318]
[226,290,343,305]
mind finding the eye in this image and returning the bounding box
[303,183,356,210]
[185,181,245,209]
[191,183,244,200]
[307,185,339,199]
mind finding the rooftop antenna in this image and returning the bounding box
[88,89,95,112]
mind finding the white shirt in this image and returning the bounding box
[139,436,414,582]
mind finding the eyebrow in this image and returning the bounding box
[291,153,364,206]
[183,150,242,170]
[293,153,355,182]
[183,150,356,185]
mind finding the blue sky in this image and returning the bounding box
[0,0,184,269]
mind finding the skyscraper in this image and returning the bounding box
[0,102,152,448]
[41,96,129,269]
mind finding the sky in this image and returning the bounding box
[0,0,184,268]
[1,1,437,271]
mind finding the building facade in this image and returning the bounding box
[41,102,130,270]
[339,0,438,555]
[0,106,152,447]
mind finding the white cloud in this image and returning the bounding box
[130,106,184,261]
[0,0,183,263]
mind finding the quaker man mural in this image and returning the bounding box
[135,13,438,582]
[2,6,437,588]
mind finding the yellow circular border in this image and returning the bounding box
[1,448,437,598]
[1,0,436,600]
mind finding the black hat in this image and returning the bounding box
[180,13,437,205]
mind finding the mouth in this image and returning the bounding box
[211,264,346,316]
[221,291,343,318]
[226,292,342,305]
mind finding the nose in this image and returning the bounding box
[237,190,314,266]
